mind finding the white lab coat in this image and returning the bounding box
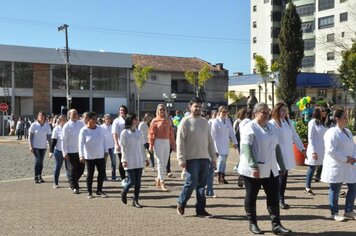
[305,119,327,165]
[238,120,280,178]
[211,117,238,155]
[321,126,356,183]
[270,119,304,170]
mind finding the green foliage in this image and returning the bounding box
[295,119,308,143]
[133,65,153,90]
[255,55,269,78]
[339,41,356,97]
[277,1,304,111]
[224,91,243,104]
[184,63,213,98]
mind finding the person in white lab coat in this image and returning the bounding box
[304,107,328,195]
[238,102,291,235]
[270,102,305,210]
[321,109,356,222]
[211,106,238,184]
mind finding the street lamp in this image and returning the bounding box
[162,93,177,116]
[271,78,276,107]
[257,81,262,102]
[58,24,71,111]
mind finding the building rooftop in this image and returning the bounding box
[132,54,224,72]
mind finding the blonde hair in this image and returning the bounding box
[156,104,167,117]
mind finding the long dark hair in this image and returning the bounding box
[125,113,137,129]
[312,107,325,126]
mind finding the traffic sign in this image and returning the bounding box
[0,103,9,112]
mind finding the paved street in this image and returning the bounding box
[0,136,355,236]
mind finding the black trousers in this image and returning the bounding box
[66,153,85,189]
[86,158,106,194]
[278,170,289,203]
[243,172,280,224]
[117,153,126,180]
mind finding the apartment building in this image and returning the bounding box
[250,0,356,73]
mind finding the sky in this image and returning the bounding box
[0,0,251,75]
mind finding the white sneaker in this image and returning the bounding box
[331,214,346,222]
[344,211,356,220]
[53,184,59,189]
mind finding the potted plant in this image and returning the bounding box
[294,119,308,166]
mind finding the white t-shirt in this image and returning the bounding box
[61,120,84,156]
[29,121,52,149]
[51,125,63,151]
[79,126,107,160]
[119,128,146,170]
[112,116,125,153]
[101,123,115,149]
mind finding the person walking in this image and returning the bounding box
[24,117,31,140]
[79,112,108,199]
[29,111,52,183]
[304,107,328,195]
[238,102,291,234]
[176,97,217,217]
[61,109,85,194]
[205,110,218,197]
[270,102,305,210]
[16,117,24,140]
[211,106,238,184]
[101,114,117,181]
[112,105,128,182]
[120,113,149,208]
[148,104,176,192]
[49,115,67,189]
[138,113,155,170]
[321,109,356,222]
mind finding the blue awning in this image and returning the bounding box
[296,73,339,88]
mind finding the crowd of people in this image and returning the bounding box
[21,97,356,235]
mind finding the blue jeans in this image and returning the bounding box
[123,168,143,200]
[178,159,209,214]
[53,149,64,185]
[305,165,317,189]
[217,154,228,173]
[108,148,116,179]
[206,161,215,196]
[33,148,46,177]
[329,183,356,214]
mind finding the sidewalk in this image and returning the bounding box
[0,140,355,235]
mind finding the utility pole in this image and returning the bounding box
[58,24,71,111]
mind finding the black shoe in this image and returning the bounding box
[34,176,40,184]
[304,189,316,196]
[249,223,264,234]
[315,177,320,183]
[177,204,184,215]
[272,224,292,235]
[39,176,45,183]
[121,191,127,204]
[279,203,290,210]
[96,191,108,198]
[196,210,213,218]
[132,199,142,208]
[73,188,79,194]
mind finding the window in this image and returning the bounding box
[264,0,269,3]
[272,11,282,21]
[253,53,257,59]
[297,88,306,98]
[253,37,257,43]
[340,12,348,22]
[302,56,315,68]
[318,15,334,29]
[273,0,282,6]
[341,32,345,37]
[304,39,315,50]
[317,89,327,98]
[327,52,335,60]
[340,0,347,3]
[327,33,335,42]
[0,61,11,87]
[296,4,315,17]
[271,27,280,38]
[271,43,280,54]
[302,21,315,33]
[319,0,334,11]
[15,63,33,88]
[92,67,127,91]
[253,5,257,12]
[253,21,257,28]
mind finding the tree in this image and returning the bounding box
[224,91,244,112]
[277,0,304,111]
[133,65,153,119]
[339,41,356,129]
[184,64,213,99]
[254,55,269,103]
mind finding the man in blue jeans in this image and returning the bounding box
[176,97,217,217]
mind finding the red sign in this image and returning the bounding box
[0,103,9,112]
